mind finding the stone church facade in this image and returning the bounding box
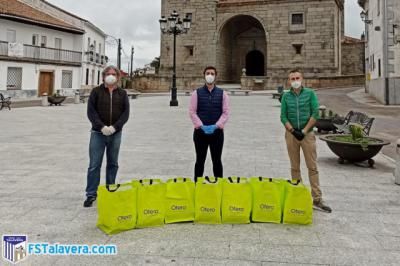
[136,0,364,91]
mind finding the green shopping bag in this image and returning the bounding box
[194,177,222,224]
[96,182,137,235]
[165,177,195,224]
[282,180,313,225]
[250,177,285,224]
[135,179,166,228]
[221,177,252,224]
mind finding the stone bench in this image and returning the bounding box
[126,92,140,99]
[229,90,251,96]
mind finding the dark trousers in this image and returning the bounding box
[193,128,224,181]
[86,130,122,198]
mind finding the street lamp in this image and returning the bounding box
[360,11,372,24]
[159,10,192,106]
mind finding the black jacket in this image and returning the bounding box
[87,84,130,132]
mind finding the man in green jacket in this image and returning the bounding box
[280,69,332,213]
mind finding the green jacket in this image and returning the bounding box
[280,87,319,130]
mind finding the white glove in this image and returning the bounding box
[108,126,116,135]
[101,126,112,136]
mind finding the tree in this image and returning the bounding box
[150,57,160,74]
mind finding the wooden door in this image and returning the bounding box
[38,72,54,96]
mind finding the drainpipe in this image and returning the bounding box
[383,0,390,105]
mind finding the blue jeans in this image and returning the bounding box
[85,130,122,198]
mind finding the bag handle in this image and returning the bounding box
[173,178,187,183]
[228,177,241,183]
[288,179,301,185]
[140,179,154,185]
[106,184,121,192]
[205,176,219,183]
[258,177,273,182]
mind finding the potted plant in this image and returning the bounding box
[48,90,67,106]
[319,123,390,167]
[315,107,342,133]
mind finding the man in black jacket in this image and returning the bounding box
[84,65,130,207]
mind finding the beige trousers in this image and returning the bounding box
[285,130,322,201]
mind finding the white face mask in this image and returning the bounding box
[205,74,215,84]
[105,75,117,85]
[291,80,302,89]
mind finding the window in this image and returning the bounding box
[87,37,91,51]
[61,71,73,88]
[185,45,194,57]
[185,13,193,20]
[97,70,100,85]
[94,40,97,52]
[378,59,381,77]
[292,43,303,55]
[378,0,381,16]
[41,36,47,47]
[99,43,102,54]
[291,14,303,25]
[55,38,62,49]
[289,12,306,33]
[85,68,89,85]
[32,34,39,46]
[7,29,16,43]
[7,67,22,90]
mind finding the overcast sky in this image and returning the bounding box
[47,0,364,72]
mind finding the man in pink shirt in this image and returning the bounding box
[189,66,230,182]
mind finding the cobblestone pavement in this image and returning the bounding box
[1,94,399,265]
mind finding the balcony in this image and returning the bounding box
[0,41,82,66]
[84,51,108,66]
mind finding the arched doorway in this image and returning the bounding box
[246,50,264,76]
[217,15,267,82]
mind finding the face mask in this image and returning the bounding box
[105,75,117,85]
[291,80,302,89]
[205,74,215,84]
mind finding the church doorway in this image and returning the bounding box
[246,50,264,76]
[217,15,267,83]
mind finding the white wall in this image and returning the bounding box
[365,0,385,80]
[0,19,82,51]
[83,23,106,55]
[0,61,81,97]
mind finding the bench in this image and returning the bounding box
[229,89,251,96]
[126,91,140,99]
[334,111,375,136]
[272,86,284,99]
[80,94,90,103]
[0,93,11,110]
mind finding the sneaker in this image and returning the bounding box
[83,197,96,208]
[313,200,332,213]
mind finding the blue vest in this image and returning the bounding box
[197,86,223,125]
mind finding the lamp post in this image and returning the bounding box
[159,10,192,106]
[106,35,122,69]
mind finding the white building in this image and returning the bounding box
[359,0,400,105]
[0,0,107,99]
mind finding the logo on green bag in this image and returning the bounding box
[290,209,305,216]
[200,207,215,213]
[260,204,274,211]
[171,205,187,211]
[117,215,132,222]
[143,209,159,215]
[229,206,244,212]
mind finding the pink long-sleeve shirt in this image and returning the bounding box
[189,88,230,129]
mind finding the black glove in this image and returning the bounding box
[291,129,305,141]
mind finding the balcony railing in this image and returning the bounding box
[85,51,108,66]
[0,41,82,66]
